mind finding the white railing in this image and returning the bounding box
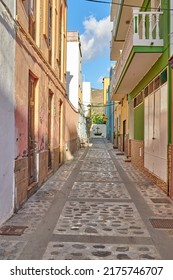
[110,9,163,96]
[133,8,163,46]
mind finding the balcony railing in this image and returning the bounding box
[110,8,163,96]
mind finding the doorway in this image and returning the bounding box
[59,100,63,165]
[28,73,37,186]
[123,120,126,152]
[144,83,168,182]
[48,91,53,170]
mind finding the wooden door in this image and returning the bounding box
[123,120,126,152]
[59,100,63,165]
[28,74,36,185]
[48,91,52,170]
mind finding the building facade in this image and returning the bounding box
[103,77,114,143]
[66,31,84,142]
[0,0,16,225]
[110,0,172,195]
[82,82,91,140]
[114,95,129,154]
[169,55,173,198]
[0,0,79,225]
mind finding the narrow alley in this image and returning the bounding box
[1,139,173,260]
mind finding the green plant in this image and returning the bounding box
[92,113,104,124]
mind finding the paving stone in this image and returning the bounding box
[53,201,150,237]
[70,182,130,200]
[43,242,160,260]
[1,138,173,260]
[92,251,112,257]
[117,254,131,259]
[76,171,122,182]
[0,240,26,260]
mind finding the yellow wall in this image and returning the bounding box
[103,77,110,105]
[114,96,128,135]
[17,0,67,84]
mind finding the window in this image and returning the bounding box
[48,0,52,48]
[43,0,52,64]
[48,0,52,64]
[58,5,63,77]
[148,81,154,94]
[134,91,143,108]
[144,87,148,98]
[154,75,161,90]
[144,68,167,98]
[43,0,48,38]
[160,69,167,85]
[28,0,36,40]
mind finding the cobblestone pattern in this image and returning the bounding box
[69,182,131,200]
[0,152,80,259]
[90,144,107,149]
[2,139,173,259]
[3,181,65,234]
[135,183,173,218]
[114,155,173,237]
[53,201,150,237]
[43,242,160,260]
[76,171,122,182]
[0,240,26,260]
[116,158,173,218]
[81,159,116,172]
[86,149,110,159]
[52,170,72,181]
[114,157,150,183]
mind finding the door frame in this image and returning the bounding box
[28,71,38,188]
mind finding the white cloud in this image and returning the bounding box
[97,76,104,83]
[107,63,116,72]
[80,16,112,61]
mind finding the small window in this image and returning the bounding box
[160,69,167,85]
[134,91,143,108]
[154,75,161,90]
[148,81,154,94]
[144,86,148,97]
[28,0,36,40]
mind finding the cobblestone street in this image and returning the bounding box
[1,139,173,260]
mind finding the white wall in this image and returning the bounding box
[90,124,107,138]
[0,1,16,225]
[82,82,91,117]
[66,41,80,110]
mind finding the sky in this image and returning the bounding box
[67,0,113,89]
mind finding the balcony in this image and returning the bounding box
[110,9,164,101]
[110,0,143,60]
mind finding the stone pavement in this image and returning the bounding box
[1,138,173,260]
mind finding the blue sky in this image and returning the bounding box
[67,0,112,89]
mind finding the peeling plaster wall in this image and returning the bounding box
[64,101,79,159]
[0,1,16,225]
[14,0,68,208]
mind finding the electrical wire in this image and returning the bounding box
[85,0,173,11]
